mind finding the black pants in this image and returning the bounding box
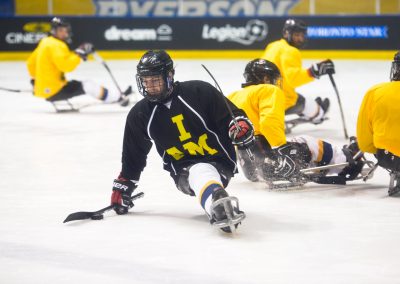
[376,149,400,172]
[46,80,85,102]
[285,94,305,115]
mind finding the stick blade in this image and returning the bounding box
[63,211,95,223]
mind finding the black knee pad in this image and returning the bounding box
[376,149,400,172]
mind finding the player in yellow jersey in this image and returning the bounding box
[357,51,400,195]
[261,19,334,126]
[228,59,368,186]
[27,17,129,107]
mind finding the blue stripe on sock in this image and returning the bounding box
[318,141,333,166]
[200,184,221,209]
[102,88,109,101]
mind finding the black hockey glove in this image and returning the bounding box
[308,59,335,79]
[75,42,95,61]
[228,116,254,147]
[111,178,137,215]
[263,143,310,181]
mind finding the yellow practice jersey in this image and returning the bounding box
[27,36,81,99]
[261,39,314,109]
[357,81,400,156]
[228,84,286,147]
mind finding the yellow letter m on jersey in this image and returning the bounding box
[166,114,218,160]
[166,133,218,160]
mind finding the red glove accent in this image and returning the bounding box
[229,120,250,139]
[111,190,122,205]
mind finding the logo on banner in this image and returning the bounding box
[104,24,172,41]
[307,26,389,39]
[5,22,49,44]
[202,19,267,45]
[93,0,298,17]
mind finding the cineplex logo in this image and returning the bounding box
[104,24,172,41]
[202,19,267,45]
[5,22,50,44]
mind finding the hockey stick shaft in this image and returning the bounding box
[300,150,365,174]
[300,162,348,173]
[201,64,237,122]
[201,64,255,161]
[328,74,349,139]
[63,192,144,223]
[93,52,123,94]
[0,86,32,93]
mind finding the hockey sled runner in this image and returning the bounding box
[51,86,133,113]
[266,151,377,190]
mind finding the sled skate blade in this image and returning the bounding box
[266,180,306,190]
[388,172,400,196]
[210,196,245,233]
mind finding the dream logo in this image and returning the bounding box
[104,24,173,41]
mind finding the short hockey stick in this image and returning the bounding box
[93,52,132,106]
[328,73,349,139]
[63,192,144,223]
[301,150,365,174]
[300,162,349,174]
[93,52,123,94]
[201,64,255,161]
[0,86,32,93]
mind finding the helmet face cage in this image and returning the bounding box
[243,59,282,88]
[282,19,307,48]
[390,52,400,81]
[50,17,72,43]
[136,50,174,103]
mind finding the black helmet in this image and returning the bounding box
[242,59,281,88]
[50,17,72,43]
[282,18,307,48]
[136,50,175,103]
[390,51,400,81]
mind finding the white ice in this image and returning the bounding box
[1,58,399,284]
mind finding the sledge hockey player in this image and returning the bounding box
[357,51,400,196]
[228,58,367,187]
[261,19,334,129]
[26,17,130,108]
[109,50,250,233]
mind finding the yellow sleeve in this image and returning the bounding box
[281,48,314,88]
[50,42,81,73]
[258,86,286,147]
[26,48,38,78]
[357,89,376,154]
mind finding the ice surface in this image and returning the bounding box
[1,58,399,284]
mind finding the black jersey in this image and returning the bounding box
[121,80,245,181]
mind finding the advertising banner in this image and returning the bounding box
[0,16,399,51]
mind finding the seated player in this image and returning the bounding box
[109,50,250,233]
[261,19,334,126]
[357,51,400,196]
[228,59,368,186]
[26,17,130,109]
